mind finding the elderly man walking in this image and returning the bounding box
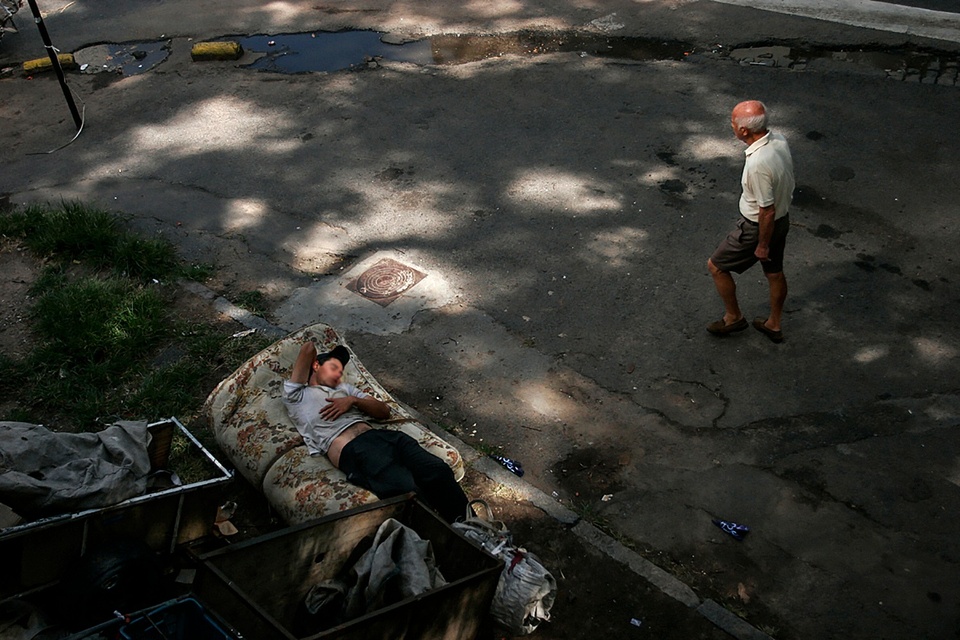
[707,100,795,343]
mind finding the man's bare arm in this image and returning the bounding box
[320,394,391,421]
[755,204,776,260]
[290,341,317,385]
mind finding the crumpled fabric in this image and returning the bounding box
[0,421,152,519]
[342,518,446,618]
[0,599,55,640]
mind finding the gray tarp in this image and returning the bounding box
[304,518,447,623]
[0,421,152,519]
[344,517,446,617]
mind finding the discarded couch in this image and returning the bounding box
[204,323,463,524]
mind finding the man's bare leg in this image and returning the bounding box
[763,271,787,331]
[707,258,743,325]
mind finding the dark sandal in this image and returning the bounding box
[752,318,784,343]
[706,317,748,336]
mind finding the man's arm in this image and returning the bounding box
[320,392,391,421]
[354,395,391,420]
[290,341,317,385]
[755,204,776,261]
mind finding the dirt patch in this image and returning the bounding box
[0,239,39,361]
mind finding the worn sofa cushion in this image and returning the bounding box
[204,323,463,523]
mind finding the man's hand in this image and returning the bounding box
[755,204,775,262]
[320,396,355,420]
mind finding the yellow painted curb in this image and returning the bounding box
[191,41,243,61]
[23,53,77,74]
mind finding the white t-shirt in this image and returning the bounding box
[282,381,370,455]
[739,131,795,222]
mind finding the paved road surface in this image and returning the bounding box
[2,1,959,638]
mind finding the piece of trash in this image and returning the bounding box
[215,501,239,536]
[490,454,524,477]
[602,494,613,502]
[630,618,643,627]
[214,519,238,536]
[713,518,750,540]
[231,328,257,338]
[175,568,197,585]
[217,501,237,520]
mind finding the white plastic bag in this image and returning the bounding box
[453,500,557,635]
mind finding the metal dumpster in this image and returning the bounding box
[194,495,502,640]
[0,417,233,601]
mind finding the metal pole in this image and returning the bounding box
[25,0,82,130]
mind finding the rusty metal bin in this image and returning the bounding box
[194,495,501,640]
[0,417,233,601]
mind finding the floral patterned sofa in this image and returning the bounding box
[203,323,463,524]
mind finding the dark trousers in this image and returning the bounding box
[338,430,468,523]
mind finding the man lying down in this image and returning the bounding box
[283,340,468,523]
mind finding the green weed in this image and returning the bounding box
[0,201,179,282]
[30,276,167,368]
[134,359,208,419]
[234,290,268,315]
[180,262,216,282]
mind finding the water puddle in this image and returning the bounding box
[73,31,957,87]
[74,40,171,76]
[238,31,431,73]
[728,45,958,84]
[236,30,691,73]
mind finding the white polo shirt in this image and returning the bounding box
[739,131,795,222]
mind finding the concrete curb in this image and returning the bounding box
[185,280,774,640]
[571,520,700,608]
[180,280,286,338]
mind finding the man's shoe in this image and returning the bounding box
[752,318,784,343]
[706,317,748,336]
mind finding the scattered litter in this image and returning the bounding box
[175,568,197,585]
[490,454,524,477]
[713,518,750,540]
[601,494,613,502]
[231,328,257,338]
[630,617,643,627]
[214,501,239,536]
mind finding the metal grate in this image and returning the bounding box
[346,258,426,307]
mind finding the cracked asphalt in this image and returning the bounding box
[2,1,960,637]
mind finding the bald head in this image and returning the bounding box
[732,100,768,133]
[730,100,769,145]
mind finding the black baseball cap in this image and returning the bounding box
[317,345,350,367]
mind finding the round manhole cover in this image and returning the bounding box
[357,262,416,298]
[347,258,426,307]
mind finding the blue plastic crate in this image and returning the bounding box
[119,598,234,640]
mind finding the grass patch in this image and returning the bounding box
[0,202,273,432]
[0,201,191,282]
[234,290,268,315]
[31,274,167,365]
